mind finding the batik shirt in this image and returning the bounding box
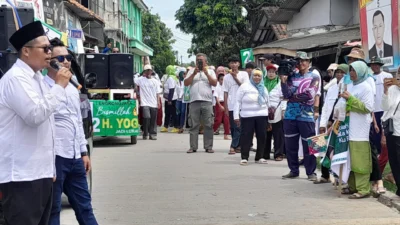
[281,71,320,122]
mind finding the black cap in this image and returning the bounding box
[228,55,240,63]
[9,21,46,51]
[245,62,256,69]
[259,54,274,60]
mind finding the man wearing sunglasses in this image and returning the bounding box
[43,38,98,225]
[0,21,72,225]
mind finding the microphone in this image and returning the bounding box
[50,60,82,90]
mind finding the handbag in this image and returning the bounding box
[382,101,400,136]
[268,101,281,121]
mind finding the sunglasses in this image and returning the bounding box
[25,45,53,53]
[52,55,73,63]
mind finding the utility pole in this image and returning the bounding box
[181,55,183,65]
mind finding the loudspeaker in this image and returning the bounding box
[0,52,17,78]
[0,6,35,51]
[84,54,109,88]
[109,54,134,89]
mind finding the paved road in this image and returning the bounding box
[61,132,400,225]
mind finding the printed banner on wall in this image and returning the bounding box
[359,0,399,71]
[43,0,55,26]
[15,0,44,21]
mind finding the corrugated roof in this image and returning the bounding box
[254,26,360,50]
[65,0,104,24]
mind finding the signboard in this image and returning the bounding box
[359,0,399,71]
[43,0,55,26]
[68,29,83,39]
[90,100,140,136]
[240,48,254,68]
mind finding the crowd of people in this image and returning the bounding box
[135,47,400,200]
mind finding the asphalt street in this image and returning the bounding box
[61,132,400,225]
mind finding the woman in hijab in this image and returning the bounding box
[161,65,180,133]
[176,69,187,133]
[234,69,269,166]
[339,61,374,199]
[264,65,286,161]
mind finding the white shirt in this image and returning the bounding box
[163,76,178,100]
[134,76,161,108]
[213,83,224,104]
[234,82,269,119]
[382,85,400,136]
[176,80,184,100]
[0,59,66,183]
[267,81,286,123]
[347,81,374,141]
[223,71,249,111]
[212,86,216,106]
[366,76,377,96]
[44,76,87,159]
[320,80,341,128]
[185,69,216,103]
[373,71,393,112]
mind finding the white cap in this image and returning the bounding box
[327,63,338,71]
[144,64,152,71]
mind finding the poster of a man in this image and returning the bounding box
[369,10,393,58]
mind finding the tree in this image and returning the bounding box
[142,12,176,75]
[175,0,283,66]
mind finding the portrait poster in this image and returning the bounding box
[15,0,44,21]
[360,0,399,71]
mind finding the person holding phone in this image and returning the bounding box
[184,53,217,153]
[382,68,400,197]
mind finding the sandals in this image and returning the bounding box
[313,177,331,184]
[205,149,215,153]
[187,149,197,153]
[228,148,236,155]
[240,160,248,166]
[348,193,370,199]
[275,156,284,161]
[341,187,356,195]
[255,158,268,164]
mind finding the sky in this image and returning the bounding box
[145,0,195,63]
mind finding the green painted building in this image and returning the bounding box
[105,0,153,73]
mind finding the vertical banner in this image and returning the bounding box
[43,0,55,26]
[359,0,399,71]
[240,48,254,69]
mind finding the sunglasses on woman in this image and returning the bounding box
[52,55,73,63]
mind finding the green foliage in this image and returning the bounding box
[175,0,282,66]
[142,11,176,75]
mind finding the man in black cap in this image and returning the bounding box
[0,21,72,225]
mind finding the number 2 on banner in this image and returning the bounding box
[243,51,250,63]
[93,118,100,132]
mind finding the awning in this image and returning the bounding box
[253,26,360,57]
[64,0,104,24]
[129,39,153,56]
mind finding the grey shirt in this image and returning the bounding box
[185,69,216,103]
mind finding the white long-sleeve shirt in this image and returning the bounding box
[44,76,87,159]
[320,80,341,128]
[382,85,400,136]
[267,82,286,123]
[0,59,66,183]
[234,82,269,120]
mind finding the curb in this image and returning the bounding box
[378,191,400,212]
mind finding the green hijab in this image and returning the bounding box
[264,76,279,93]
[166,65,179,82]
[350,61,368,85]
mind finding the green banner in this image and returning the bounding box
[90,100,139,136]
[240,48,254,68]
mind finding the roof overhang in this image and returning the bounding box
[133,0,148,11]
[253,26,361,57]
[266,0,310,24]
[129,39,153,56]
[64,0,104,24]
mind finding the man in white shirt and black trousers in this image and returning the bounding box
[0,21,72,225]
[44,38,98,225]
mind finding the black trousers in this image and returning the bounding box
[386,134,400,196]
[369,140,382,181]
[142,106,158,137]
[0,178,53,225]
[264,120,284,159]
[164,100,178,128]
[240,116,267,161]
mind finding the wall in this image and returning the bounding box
[287,0,359,31]
[104,0,120,30]
[287,0,330,30]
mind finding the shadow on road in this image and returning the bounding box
[93,136,133,148]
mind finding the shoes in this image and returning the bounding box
[187,149,197,153]
[282,172,299,179]
[240,159,248,166]
[171,128,180,133]
[150,136,157,140]
[160,127,168,132]
[143,136,148,140]
[205,149,215,153]
[307,174,317,182]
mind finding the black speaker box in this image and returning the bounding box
[84,54,109,88]
[0,52,18,78]
[0,5,34,51]
[109,54,134,89]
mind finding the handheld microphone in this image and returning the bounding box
[50,60,82,90]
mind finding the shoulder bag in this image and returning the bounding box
[382,101,400,136]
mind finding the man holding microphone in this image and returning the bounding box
[43,38,98,225]
[0,21,71,225]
